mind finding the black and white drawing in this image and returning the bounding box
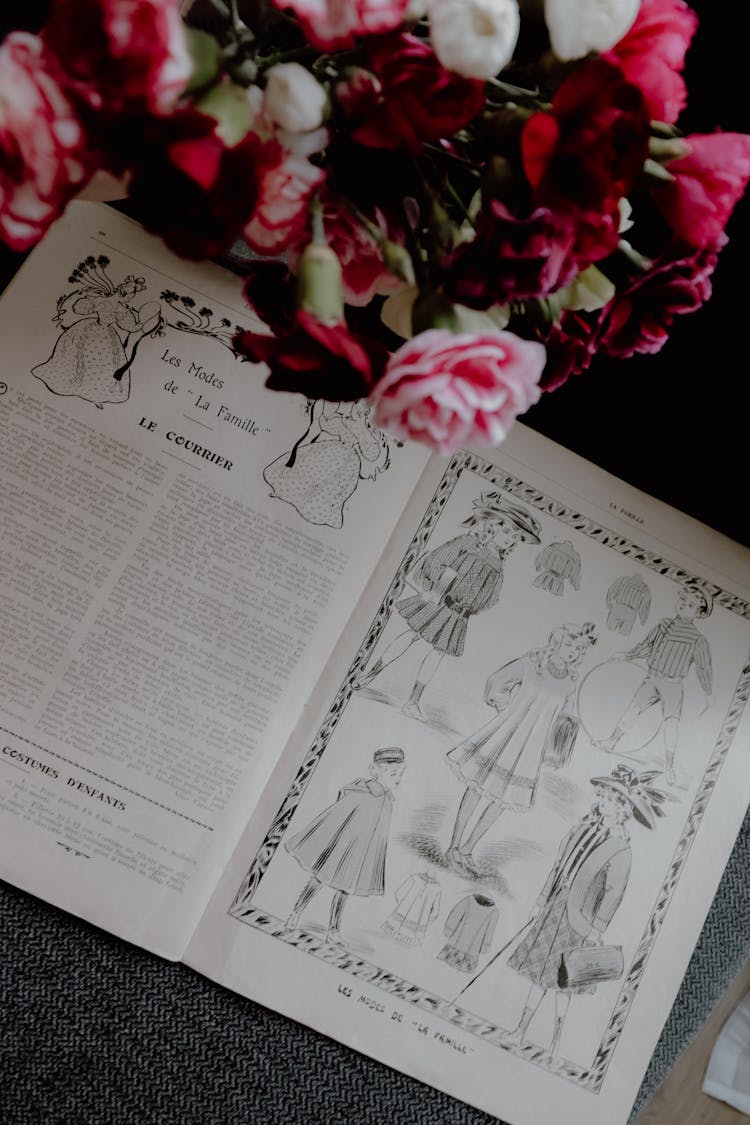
[445,622,597,872]
[32,257,161,407]
[356,492,542,719]
[284,746,405,946]
[595,582,713,786]
[481,766,665,1062]
[438,892,499,972]
[381,870,441,946]
[263,399,391,529]
[533,540,581,596]
[605,575,652,635]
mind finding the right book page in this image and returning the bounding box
[185,422,750,1125]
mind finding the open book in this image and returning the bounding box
[1,203,748,1125]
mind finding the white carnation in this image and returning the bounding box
[264,62,328,134]
[544,0,639,61]
[429,0,520,80]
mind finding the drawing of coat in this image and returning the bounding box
[606,575,651,635]
[264,407,388,529]
[438,893,499,972]
[285,777,393,895]
[446,655,577,810]
[533,540,581,596]
[508,815,631,994]
[32,294,140,405]
[396,534,507,657]
[381,871,441,945]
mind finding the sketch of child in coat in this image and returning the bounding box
[445,622,597,872]
[438,892,499,972]
[605,574,651,635]
[381,871,441,946]
[533,540,581,596]
[595,582,713,787]
[356,493,542,720]
[285,747,405,945]
[264,400,390,529]
[32,258,160,407]
[496,766,665,1062]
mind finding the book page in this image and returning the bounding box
[0,203,430,958]
[186,423,750,1125]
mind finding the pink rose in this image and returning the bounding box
[273,0,410,50]
[43,0,190,116]
[370,329,545,453]
[0,33,90,251]
[651,133,750,249]
[604,0,697,125]
[244,143,325,254]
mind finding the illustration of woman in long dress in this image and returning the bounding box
[264,399,390,528]
[445,622,597,871]
[356,493,542,720]
[32,256,160,407]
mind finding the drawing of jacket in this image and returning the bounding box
[533,540,581,596]
[381,871,441,945]
[606,575,651,634]
[396,534,507,657]
[438,893,499,972]
[508,814,631,995]
[285,778,394,896]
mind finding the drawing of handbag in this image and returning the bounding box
[558,944,624,989]
[544,711,580,769]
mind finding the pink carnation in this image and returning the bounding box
[43,0,190,115]
[0,33,91,251]
[273,0,410,50]
[651,133,750,248]
[604,0,697,124]
[244,144,325,254]
[320,195,406,306]
[370,329,545,454]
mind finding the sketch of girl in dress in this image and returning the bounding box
[263,399,391,529]
[355,493,542,720]
[445,622,597,872]
[32,256,161,408]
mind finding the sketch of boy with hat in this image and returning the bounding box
[481,765,666,1062]
[284,747,406,946]
[356,492,542,720]
[595,581,714,786]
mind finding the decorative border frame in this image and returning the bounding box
[228,450,750,1092]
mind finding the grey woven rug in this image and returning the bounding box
[1,804,748,1125]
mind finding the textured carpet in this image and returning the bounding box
[1,804,748,1125]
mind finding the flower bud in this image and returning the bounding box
[429,0,520,80]
[381,242,417,287]
[265,62,328,134]
[184,28,221,94]
[297,242,345,325]
[197,81,254,145]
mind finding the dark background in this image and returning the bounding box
[1,5,748,1125]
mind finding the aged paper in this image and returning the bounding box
[186,425,750,1125]
[0,203,429,956]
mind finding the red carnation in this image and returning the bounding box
[44,0,190,116]
[124,107,258,259]
[235,310,388,400]
[604,0,697,125]
[352,33,486,152]
[445,201,581,310]
[539,311,598,391]
[0,33,91,251]
[598,241,722,358]
[651,133,750,249]
[521,59,649,265]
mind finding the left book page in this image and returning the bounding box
[0,203,430,958]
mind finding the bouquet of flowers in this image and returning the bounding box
[1,0,748,453]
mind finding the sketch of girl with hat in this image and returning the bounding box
[462,765,666,1064]
[356,492,542,720]
[32,256,161,407]
[445,621,598,872]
